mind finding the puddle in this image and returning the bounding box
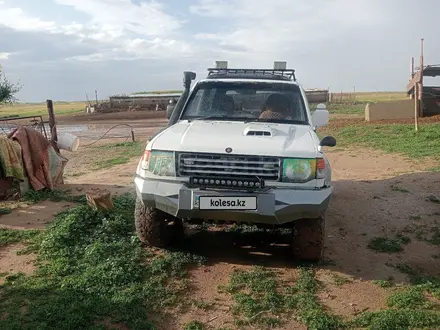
[0,122,165,141]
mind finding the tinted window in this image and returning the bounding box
[180,81,308,124]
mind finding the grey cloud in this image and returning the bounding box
[0,27,98,63]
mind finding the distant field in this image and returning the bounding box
[0,102,85,119]
[132,90,183,95]
[329,91,408,104]
[0,92,409,119]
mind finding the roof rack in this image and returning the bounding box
[206,68,297,81]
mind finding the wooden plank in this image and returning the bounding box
[407,71,421,93]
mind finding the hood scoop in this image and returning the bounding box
[243,126,273,137]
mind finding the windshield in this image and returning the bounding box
[180,81,309,124]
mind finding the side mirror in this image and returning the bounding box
[166,104,175,119]
[311,103,329,128]
[319,136,336,147]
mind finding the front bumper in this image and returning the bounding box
[134,176,332,225]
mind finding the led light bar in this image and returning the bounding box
[189,176,265,190]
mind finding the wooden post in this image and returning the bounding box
[95,90,98,104]
[414,83,419,132]
[353,86,356,104]
[46,99,59,152]
[411,57,415,78]
[419,38,424,117]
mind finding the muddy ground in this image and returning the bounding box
[1,111,440,329]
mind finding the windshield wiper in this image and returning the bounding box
[186,115,231,122]
[244,118,307,125]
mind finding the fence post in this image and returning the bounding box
[46,99,59,152]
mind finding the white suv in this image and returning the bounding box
[134,61,336,261]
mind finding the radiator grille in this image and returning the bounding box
[178,153,280,181]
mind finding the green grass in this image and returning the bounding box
[323,123,440,160]
[354,92,408,103]
[221,266,344,329]
[0,194,205,330]
[0,207,12,215]
[183,320,205,330]
[372,280,393,288]
[331,274,352,286]
[0,102,85,118]
[21,188,86,204]
[0,228,41,247]
[367,234,411,253]
[93,141,144,170]
[351,265,440,330]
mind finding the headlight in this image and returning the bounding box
[282,158,316,183]
[144,150,176,177]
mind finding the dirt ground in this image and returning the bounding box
[1,112,440,329]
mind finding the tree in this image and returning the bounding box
[0,65,22,103]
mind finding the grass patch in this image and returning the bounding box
[0,207,12,215]
[427,195,440,204]
[0,102,84,118]
[352,265,440,329]
[221,266,344,329]
[0,228,41,247]
[0,194,205,330]
[372,280,393,288]
[390,184,409,193]
[183,320,204,330]
[387,286,434,309]
[327,103,366,114]
[325,123,440,160]
[427,228,440,246]
[191,299,211,310]
[367,234,411,253]
[331,274,352,286]
[21,189,86,204]
[92,141,144,170]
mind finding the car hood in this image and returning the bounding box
[150,120,318,158]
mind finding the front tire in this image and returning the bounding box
[135,197,184,247]
[291,216,325,262]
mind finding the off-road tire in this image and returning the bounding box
[291,216,325,262]
[135,197,184,247]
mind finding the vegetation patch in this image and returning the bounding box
[92,141,144,169]
[331,274,352,286]
[0,228,40,247]
[352,265,440,329]
[21,188,86,204]
[0,195,205,330]
[221,266,344,329]
[0,207,12,215]
[323,122,440,160]
[372,280,393,288]
[183,320,205,330]
[367,234,411,253]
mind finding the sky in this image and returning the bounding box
[0,0,439,102]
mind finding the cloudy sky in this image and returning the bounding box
[0,0,439,102]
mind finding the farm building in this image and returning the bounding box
[107,89,329,112]
[109,93,181,111]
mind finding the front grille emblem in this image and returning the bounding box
[225,147,232,153]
